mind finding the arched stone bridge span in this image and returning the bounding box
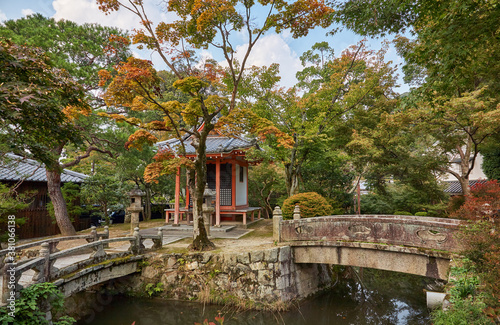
[1,227,162,305]
[278,215,462,280]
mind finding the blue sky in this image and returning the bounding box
[0,0,408,92]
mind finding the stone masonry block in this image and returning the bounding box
[278,246,291,262]
[250,251,264,263]
[166,257,177,268]
[236,253,250,264]
[186,261,198,270]
[222,253,237,267]
[265,248,279,263]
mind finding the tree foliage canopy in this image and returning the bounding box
[0,39,87,166]
[96,0,333,250]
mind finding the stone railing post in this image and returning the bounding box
[1,262,16,305]
[103,226,109,239]
[87,226,98,243]
[35,242,51,282]
[273,206,283,242]
[91,239,107,262]
[131,227,144,255]
[103,226,110,248]
[152,227,164,249]
[293,205,301,220]
[48,241,60,254]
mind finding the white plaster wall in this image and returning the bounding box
[469,154,486,180]
[442,153,487,182]
[236,165,247,206]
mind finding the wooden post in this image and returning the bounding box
[245,165,249,206]
[231,163,236,208]
[215,158,221,227]
[174,167,181,225]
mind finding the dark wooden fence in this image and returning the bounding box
[1,181,91,240]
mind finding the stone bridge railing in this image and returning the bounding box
[1,227,163,304]
[273,207,462,253]
[0,226,110,270]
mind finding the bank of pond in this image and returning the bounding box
[78,268,439,325]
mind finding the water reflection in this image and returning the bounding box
[80,268,435,325]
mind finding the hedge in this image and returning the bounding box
[282,192,333,219]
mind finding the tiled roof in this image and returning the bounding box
[444,179,488,194]
[157,135,254,155]
[0,153,88,183]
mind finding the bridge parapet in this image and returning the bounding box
[0,225,110,270]
[1,227,163,304]
[279,215,463,253]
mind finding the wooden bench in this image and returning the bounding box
[165,207,262,225]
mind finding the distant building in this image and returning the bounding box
[0,153,89,239]
[442,154,488,196]
[157,127,262,226]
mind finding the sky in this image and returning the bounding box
[0,0,409,92]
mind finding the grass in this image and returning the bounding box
[240,220,273,239]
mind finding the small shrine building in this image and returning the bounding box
[157,131,261,226]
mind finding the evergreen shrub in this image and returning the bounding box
[282,192,333,219]
[393,211,413,216]
[414,212,428,216]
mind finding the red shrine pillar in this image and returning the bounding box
[231,163,236,208]
[174,167,180,225]
[215,158,221,226]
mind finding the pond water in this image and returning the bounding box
[78,268,438,325]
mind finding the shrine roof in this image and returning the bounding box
[156,135,255,156]
[0,153,88,183]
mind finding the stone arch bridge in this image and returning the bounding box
[1,226,162,305]
[276,214,462,280]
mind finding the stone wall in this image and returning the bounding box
[136,246,333,309]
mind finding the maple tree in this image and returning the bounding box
[0,16,131,235]
[96,0,332,250]
[248,161,287,218]
[0,39,90,235]
[362,89,500,197]
[453,180,500,316]
[332,0,500,196]
[242,41,398,197]
[332,0,500,95]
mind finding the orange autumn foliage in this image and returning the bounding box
[144,149,195,183]
[126,129,158,150]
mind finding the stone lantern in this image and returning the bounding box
[202,184,216,236]
[127,187,145,234]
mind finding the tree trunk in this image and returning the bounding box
[456,143,473,197]
[458,176,471,197]
[144,183,152,221]
[285,163,300,197]
[103,202,108,222]
[188,125,215,251]
[46,169,76,236]
[285,135,301,197]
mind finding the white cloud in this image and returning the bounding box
[21,9,35,17]
[229,33,303,88]
[50,0,175,71]
[0,10,6,23]
[51,0,166,32]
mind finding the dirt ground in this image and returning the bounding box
[164,219,276,254]
[17,219,276,254]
